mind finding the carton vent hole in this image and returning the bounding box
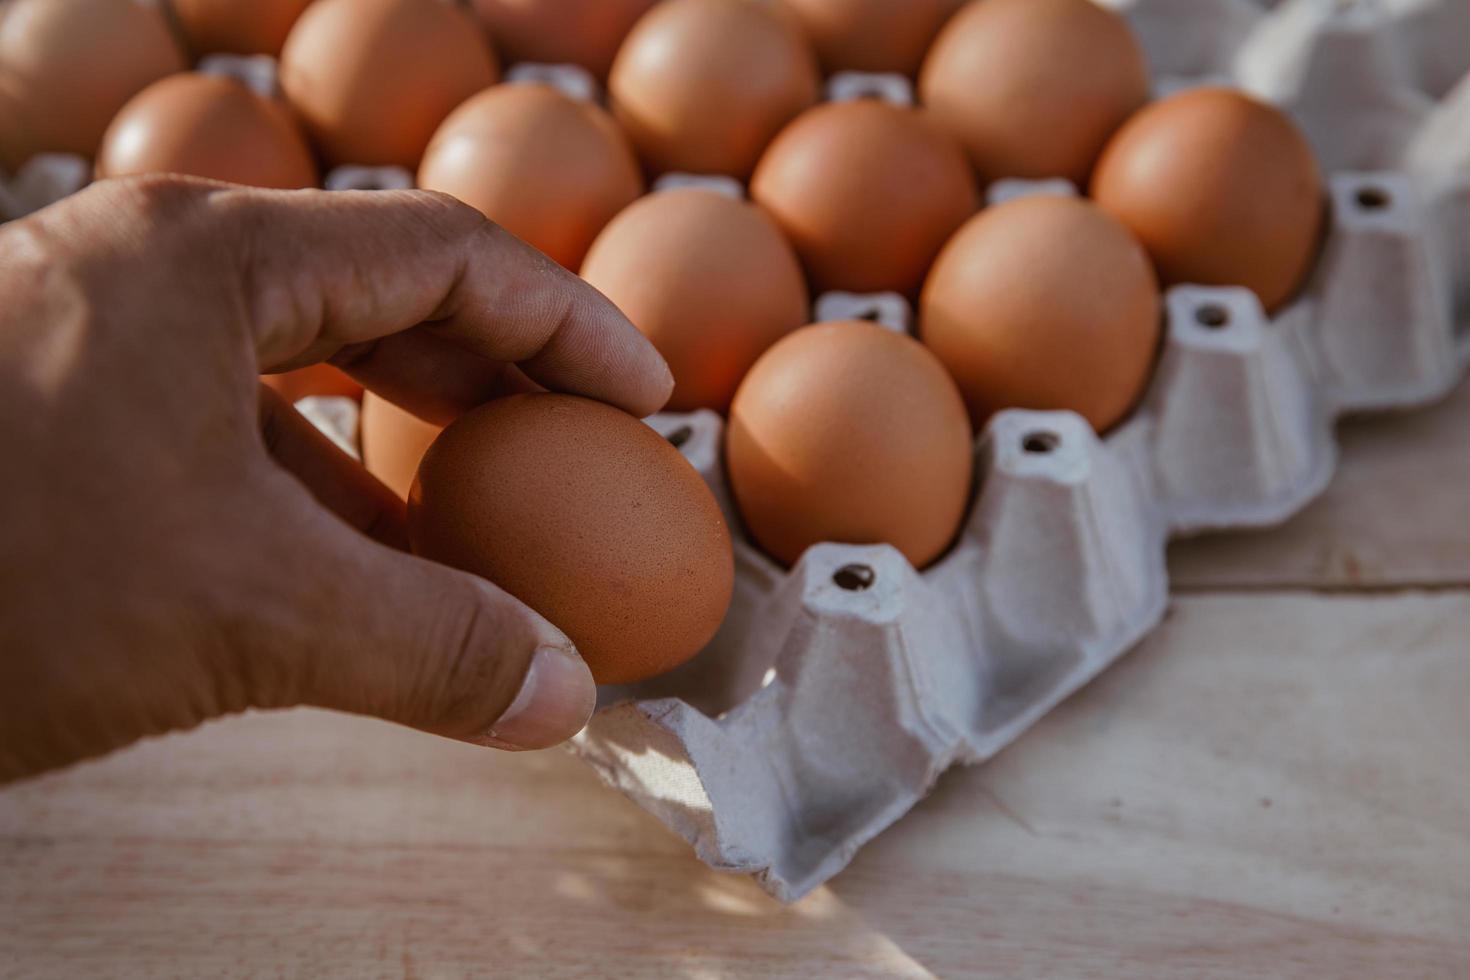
[666,425,693,449]
[1022,431,1060,455]
[833,564,875,591]
[856,309,881,322]
[1356,186,1391,210]
[1195,304,1230,329]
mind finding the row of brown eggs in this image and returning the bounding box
[0,0,651,173]
[0,0,1326,686]
[1,0,1324,340]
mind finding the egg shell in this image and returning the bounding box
[1090,86,1325,314]
[360,392,442,501]
[0,0,185,171]
[918,0,1148,184]
[279,0,499,169]
[170,0,313,56]
[726,320,973,569]
[96,72,317,189]
[920,194,1161,433]
[580,187,809,413]
[468,0,657,80]
[418,83,643,270]
[782,0,962,76]
[750,99,978,296]
[608,0,820,179]
[408,393,734,686]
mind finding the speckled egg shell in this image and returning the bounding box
[408,393,734,686]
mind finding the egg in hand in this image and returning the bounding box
[409,393,734,686]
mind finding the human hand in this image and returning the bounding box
[0,175,672,783]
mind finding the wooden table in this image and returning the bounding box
[4,384,1470,979]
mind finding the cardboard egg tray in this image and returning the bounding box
[570,0,1470,902]
[4,0,1469,902]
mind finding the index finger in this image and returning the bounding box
[200,180,672,418]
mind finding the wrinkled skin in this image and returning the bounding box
[0,176,673,783]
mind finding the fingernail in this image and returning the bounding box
[476,645,596,751]
[648,355,675,412]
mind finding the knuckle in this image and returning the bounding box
[401,187,495,254]
[416,188,484,229]
[0,216,60,284]
[106,172,213,228]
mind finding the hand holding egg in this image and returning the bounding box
[0,178,678,781]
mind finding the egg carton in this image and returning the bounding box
[566,4,1470,899]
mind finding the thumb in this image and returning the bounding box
[247,474,596,751]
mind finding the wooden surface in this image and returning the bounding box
[4,385,1470,978]
[1168,375,1470,590]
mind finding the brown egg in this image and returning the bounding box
[418,83,643,269]
[261,365,364,404]
[279,0,499,169]
[468,0,657,80]
[171,0,313,56]
[920,194,1160,433]
[408,393,734,685]
[918,0,1148,184]
[97,73,317,189]
[1090,87,1325,314]
[782,0,961,76]
[750,99,977,295]
[360,392,443,501]
[608,0,820,178]
[580,188,809,413]
[0,0,185,171]
[727,320,973,569]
